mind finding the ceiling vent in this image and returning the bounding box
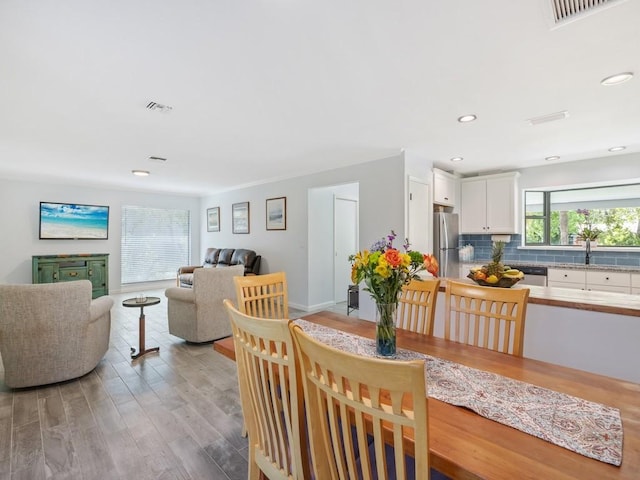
[527,110,569,126]
[146,101,173,113]
[550,0,625,25]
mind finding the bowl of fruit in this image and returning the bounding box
[466,241,525,288]
[467,268,524,288]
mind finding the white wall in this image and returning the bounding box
[518,153,640,189]
[308,182,358,310]
[0,153,415,311]
[0,178,200,292]
[200,154,408,313]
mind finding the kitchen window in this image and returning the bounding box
[524,184,640,247]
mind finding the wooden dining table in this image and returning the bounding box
[214,310,640,479]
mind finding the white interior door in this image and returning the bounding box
[408,178,430,253]
[334,197,358,303]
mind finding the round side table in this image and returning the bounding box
[122,296,161,359]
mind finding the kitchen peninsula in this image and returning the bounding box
[434,282,640,384]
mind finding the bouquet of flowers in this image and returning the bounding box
[349,230,438,304]
[349,231,438,355]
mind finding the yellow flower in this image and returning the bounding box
[400,253,411,268]
[355,250,370,266]
[375,263,391,278]
[350,265,358,284]
[375,256,391,278]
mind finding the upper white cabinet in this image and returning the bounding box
[433,168,457,207]
[460,172,520,234]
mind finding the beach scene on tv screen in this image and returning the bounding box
[40,203,109,239]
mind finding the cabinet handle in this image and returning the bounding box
[564,274,568,278]
[605,276,609,281]
[88,269,93,276]
[69,272,78,277]
[444,196,449,201]
[53,272,58,280]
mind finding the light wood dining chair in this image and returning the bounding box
[397,279,441,335]
[289,323,431,480]
[223,299,309,480]
[234,271,289,319]
[444,280,530,356]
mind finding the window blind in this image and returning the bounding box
[121,206,190,284]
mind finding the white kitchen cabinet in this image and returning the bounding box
[548,268,634,293]
[547,268,586,290]
[433,168,457,207]
[460,172,520,234]
[586,271,631,294]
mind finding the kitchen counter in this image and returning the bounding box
[445,278,640,317]
[462,261,640,274]
[437,278,640,382]
[524,284,640,316]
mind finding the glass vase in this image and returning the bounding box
[375,302,397,356]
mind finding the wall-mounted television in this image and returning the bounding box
[39,202,109,240]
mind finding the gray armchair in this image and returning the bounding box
[165,265,244,342]
[0,280,113,388]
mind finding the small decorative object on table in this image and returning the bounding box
[468,241,524,288]
[349,231,438,356]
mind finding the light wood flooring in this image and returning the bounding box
[0,288,253,480]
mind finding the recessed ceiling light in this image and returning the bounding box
[450,157,463,162]
[600,72,634,86]
[545,156,560,161]
[132,170,150,176]
[608,146,626,152]
[457,114,477,123]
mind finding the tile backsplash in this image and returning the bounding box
[459,234,640,267]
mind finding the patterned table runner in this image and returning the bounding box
[294,319,623,466]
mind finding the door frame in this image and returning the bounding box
[334,196,358,303]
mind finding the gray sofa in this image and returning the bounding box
[177,248,261,287]
[0,280,113,388]
[165,265,244,342]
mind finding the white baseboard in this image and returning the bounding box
[291,300,335,313]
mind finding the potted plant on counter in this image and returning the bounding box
[576,209,601,246]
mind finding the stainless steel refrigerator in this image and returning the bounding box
[433,212,460,278]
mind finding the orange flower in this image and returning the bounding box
[423,254,439,277]
[383,248,403,267]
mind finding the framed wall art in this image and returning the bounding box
[207,207,220,232]
[232,202,250,234]
[266,196,286,231]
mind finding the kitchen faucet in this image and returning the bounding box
[585,238,591,265]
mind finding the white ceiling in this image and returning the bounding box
[1,0,638,196]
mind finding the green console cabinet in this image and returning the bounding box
[32,253,109,298]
